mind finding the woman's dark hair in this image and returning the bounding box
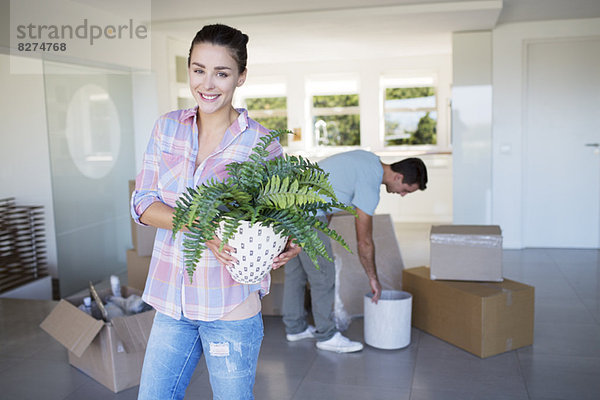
[187,24,249,73]
[390,158,428,190]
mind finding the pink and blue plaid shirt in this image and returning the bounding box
[131,107,283,321]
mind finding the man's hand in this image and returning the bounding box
[369,277,382,304]
[272,239,301,269]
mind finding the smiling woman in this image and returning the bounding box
[131,23,298,400]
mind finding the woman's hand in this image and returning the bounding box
[272,239,301,270]
[206,237,238,267]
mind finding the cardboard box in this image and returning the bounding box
[40,287,155,392]
[262,282,284,316]
[127,249,151,292]
[129,180,157,257]
[402,266,534,358]
[430,225,503,282]
[329,214,404,329]
[270,265,285,285]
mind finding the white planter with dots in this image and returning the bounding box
[218,220,287,284]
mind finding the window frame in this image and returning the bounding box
[379,74,447,152]
[307,76,361,149]
[234,79,290,146]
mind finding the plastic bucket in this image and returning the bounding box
[364,290,412,350]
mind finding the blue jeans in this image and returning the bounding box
[137,311,264,400]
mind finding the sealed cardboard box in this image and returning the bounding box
[127,249,151,292]
[430,225,503,281]
[129,180,157,257]
[402,266,534,358]
[40,287,155,392]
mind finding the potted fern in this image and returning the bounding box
[172,130,355,284]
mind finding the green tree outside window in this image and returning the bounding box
[384,87,437,146]
[246,97,289,146]
[312,94,360,146]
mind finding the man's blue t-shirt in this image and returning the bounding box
[318,150,383,216]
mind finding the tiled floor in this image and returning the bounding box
[1,225,599,399]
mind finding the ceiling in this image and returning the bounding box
[76,0,600,64]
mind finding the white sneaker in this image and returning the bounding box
[316,332,363,353]
[286,325,317,342]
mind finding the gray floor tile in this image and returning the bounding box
[258,340,318,378]
[518,352,600,400]
[0,357,89,400]
[413,337,528,399]
[558,265,600,300]
[63,379,139,400]
[415,331,480,360]
[3,243,600,399]
[184,373,212,399]
[546,249,600,264]
[0,356,22,374]
[253,372,305,400]
[292,380,410,400]
[303,344,417,389]
[580,297,600,324]
[0,330,66,360]
[522,322,600,357]
[534,300,596,325]
[410,387,529,400]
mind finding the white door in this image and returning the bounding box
[523,37,600,248]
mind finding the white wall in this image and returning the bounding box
[152,42,454,223]
[0,54,59,277]
[492,17,600,248]
[452,31,493,224]
[248,54,453,155]
[251,55,454,223]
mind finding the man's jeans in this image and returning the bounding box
[137,311,263,400]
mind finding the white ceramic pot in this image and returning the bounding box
[218,220,287,284]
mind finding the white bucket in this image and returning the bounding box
[364,290,412,350]
[218,220,287,284]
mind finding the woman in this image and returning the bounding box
[131,24,300,400]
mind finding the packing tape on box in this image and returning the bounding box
[480,283,513,306]
[430,234,502,248]
[504,289,513,306]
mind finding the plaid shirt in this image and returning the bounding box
[131,107,283,321]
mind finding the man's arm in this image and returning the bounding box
[355,207,382,303]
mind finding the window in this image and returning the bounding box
[307,77,360,147]
[383,78,437,147]
[312,94,360,146]
[235,80,289,146]
[245,96,289,146]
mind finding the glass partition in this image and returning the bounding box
[43,61,135,296]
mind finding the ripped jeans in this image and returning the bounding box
[137,311,263,400]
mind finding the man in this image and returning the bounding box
[282,150,428,353]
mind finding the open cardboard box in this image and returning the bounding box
[40,286,155,393]
[127,249,151,292]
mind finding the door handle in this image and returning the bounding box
[585,143,599,147]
